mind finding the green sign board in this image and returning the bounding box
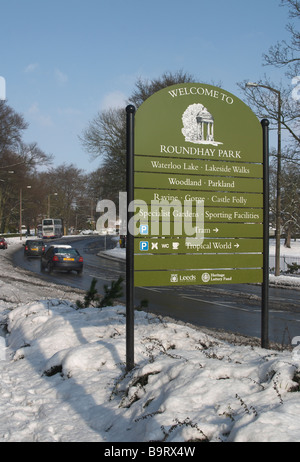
[133,83,264,287]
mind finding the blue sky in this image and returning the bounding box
[0,0,291,173]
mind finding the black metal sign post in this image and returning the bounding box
[261,118,270,349]
[126,105,135,371]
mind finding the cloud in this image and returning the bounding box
[54,69,68,85]
[57,107,82,116]
[27,102,53,127]
[24,63,39,73]
[101,91,127,110]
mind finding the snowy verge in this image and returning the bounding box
[1,298,300,442]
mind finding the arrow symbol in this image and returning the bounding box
[234,243,240,248]
[213,228,219,233]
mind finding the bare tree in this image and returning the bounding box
[45,164,86,233]
[281,160,300,245]
[79,71,196,199]
[264,0,300,78]
[0,100,53,232]
[129,70,195,108]
[0,101,28,156]
[239,78,300,149]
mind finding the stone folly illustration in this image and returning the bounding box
[181,103,223,146]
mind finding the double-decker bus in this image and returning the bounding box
[42,219,63,238]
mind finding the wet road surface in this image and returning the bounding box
[13,236,300,346]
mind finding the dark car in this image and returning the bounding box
[24,239,45,257]
[40,245,83,274]
[0,238,7,250]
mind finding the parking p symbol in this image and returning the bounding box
[140,225,148,235]
[140,241,149,251]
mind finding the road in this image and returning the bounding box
[13,235,300,346]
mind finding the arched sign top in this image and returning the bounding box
[135,83,262,164]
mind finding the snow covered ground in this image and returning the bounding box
[0,237,300,443]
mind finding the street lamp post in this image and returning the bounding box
[246,82,282,276]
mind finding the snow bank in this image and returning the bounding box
[0,298,300,442]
